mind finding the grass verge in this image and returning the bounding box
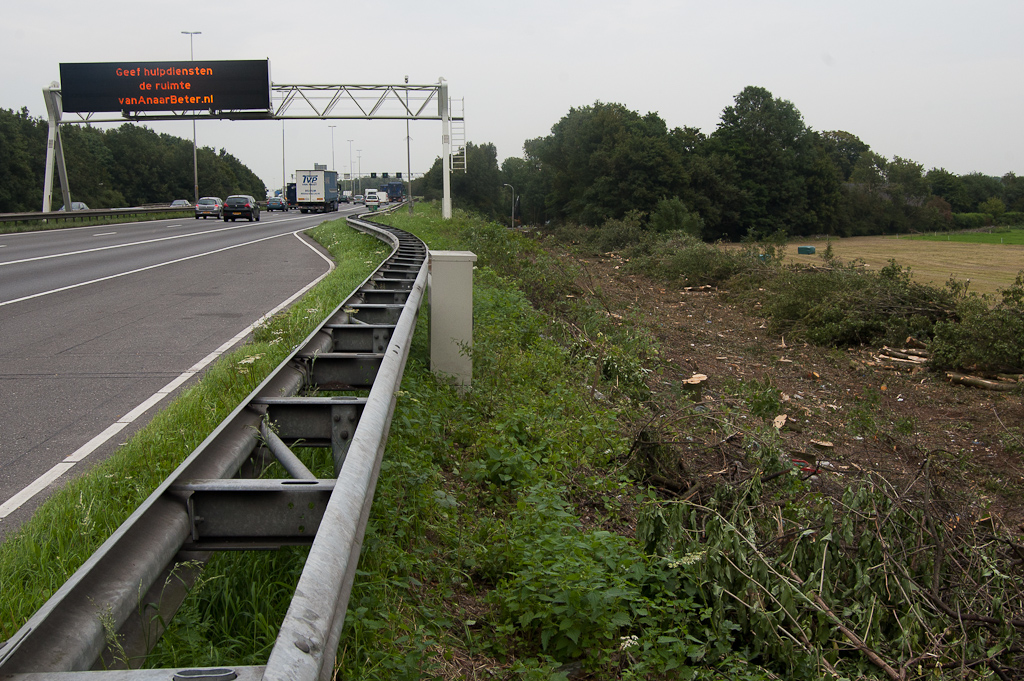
[0,219,389,641]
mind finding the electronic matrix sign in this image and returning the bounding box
[59,60,271,113]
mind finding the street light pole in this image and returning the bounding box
[405,75,413,214]
[503,184,515,229]
[347,140,354,193]
[328,125,336,171]
[356,150,361,194]
[181,31,201,203]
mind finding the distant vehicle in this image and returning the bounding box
[223,195,261,222]
[194,197,223,219]
[354,194,364,204]
[381,181,404,203]
[364,193,380,210]
[170,199,191,208]
[58,202,89,211]
[266,197,288,212]
[286,183,297,209]
[341,191,352,203]
[295,168,340,213]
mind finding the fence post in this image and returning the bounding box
[428,250,477,387]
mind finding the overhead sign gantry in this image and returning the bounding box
[43,60,464,217]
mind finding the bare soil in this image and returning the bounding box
[569,250,1024,536]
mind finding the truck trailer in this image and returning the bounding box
[296,168,340,213]
[380,181,404,203]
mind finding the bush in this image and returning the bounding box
[624,233,774,287]
[952,212,989,229]
[649,197,704,238]
[761,259,957,347]
[999,211,1024,226]
[930,271,1024,372]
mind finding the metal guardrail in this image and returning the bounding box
[0,207,428,680]
[0,206,195,224]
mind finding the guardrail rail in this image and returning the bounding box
[0,208,428,681]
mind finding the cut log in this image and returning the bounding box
[946,372,1019,391]
[880,347,929,362]
[877,354,928,365]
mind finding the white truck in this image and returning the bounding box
[295,168,340,213]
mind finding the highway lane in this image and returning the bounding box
[0,206,364,539]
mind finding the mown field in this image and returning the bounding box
[782,233,1024,296]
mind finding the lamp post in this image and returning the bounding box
[503,184,515,229]
[405,75,413,214]
[181,31,201,203]
[328,125,336,171]
[356,149,362,194]
[347,140,354,193]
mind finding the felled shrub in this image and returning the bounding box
[624,233,768,287]
[930,271,1024,373]
[762,260,957,347]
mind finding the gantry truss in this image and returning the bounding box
[42,80,463,217]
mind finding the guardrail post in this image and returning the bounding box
[428,250,476,387]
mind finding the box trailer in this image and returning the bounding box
[295,169,340,213]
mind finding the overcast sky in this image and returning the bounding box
[3,0,1022,195]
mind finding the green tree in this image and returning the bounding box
[649,196,704,237]
[418,142,503,219]
[978,196,1006,222]
[960,172,1004,212]
[819,130,869,181]
[707,86,823,239]
[0,108,48,211]
[524,102,686,226]
[501,155,549,226]
[926,168,969,212]
[1001,172,1024,212]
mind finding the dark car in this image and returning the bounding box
[194,196,223,219]
[266,197,288,212]
[223,195,260,222]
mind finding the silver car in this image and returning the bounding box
[194,196,223,219]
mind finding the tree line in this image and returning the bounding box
[0,107,265,212]
[418,86,1024,240]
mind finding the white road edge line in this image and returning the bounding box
[0,231,335,519]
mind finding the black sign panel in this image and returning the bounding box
[59,60,271,113]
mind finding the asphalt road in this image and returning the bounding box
[0,206,364,539]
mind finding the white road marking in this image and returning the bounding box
[1,227,317,308]
[0,213,315,268]
[92,232,117,237]
[0,231,335,519]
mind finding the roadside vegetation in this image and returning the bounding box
[2,205,1022,678]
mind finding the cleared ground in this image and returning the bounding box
[782,235,1024,296]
